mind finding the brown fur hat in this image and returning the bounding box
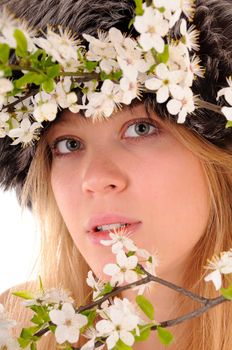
[0,0,232,200]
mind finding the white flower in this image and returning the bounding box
[134,249,159,294]
[12,97,33,120]
[217,76,232,105]
[103,250,138,286]
[81,327,105,350]
[33,92,58,122]
[108,27,148,81]
[8,118,41,145]
[153,0,182,27]
[49,302,88,344]
[55,77,81,113]
[85,79,121,119]
[0,333,20,350]
[0,112,10,138]
[100,227,138,254]
[221,107,232,121]
[0,9,36,52]
[180,19,200,52]
[204,250,232,290]
[23,287,74,306]
[86,271,105,300]
[167,86,195,123]
[84,31,118,74]
[96,297,140,350]
[134,5,169,53]
[120,77,140,105]
[0,78,13,95]
[217,77,232,120]
[145,63,184,103]
[189,54,205,78]
[35,27,81,67]
[0,304,17,331]
[0,78,13,109]
[168,42,190,72]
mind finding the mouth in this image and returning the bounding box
[87,222,142,245]
[92,222,132,233]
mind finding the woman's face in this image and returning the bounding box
[47,104,210,282]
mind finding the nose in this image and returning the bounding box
[81,147,129,195]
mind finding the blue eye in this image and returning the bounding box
[124,120,158,139]
[53,138,82,155]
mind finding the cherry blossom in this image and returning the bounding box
[204,250,232,290]
[134,5,169,53]
[49,302,88,344]
[145,63,184,103]
[22,287,74,307]
[86,271,105,300]
[35,27,81,68]
[180,19,200,52]
[100,227,138,254]
[96,297,141,349]
[167,86,195,123]
[8,118,41,145]
[32,92,58,123]
[103,249,138,286]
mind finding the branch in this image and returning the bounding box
[195,99,224,116]
[33,266,215,340]
[72,295,227,350]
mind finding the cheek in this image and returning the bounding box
[50,164,79,222]
[136,148,210,266]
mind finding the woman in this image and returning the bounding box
[0,0,232,349]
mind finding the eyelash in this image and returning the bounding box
[51,119,160,157]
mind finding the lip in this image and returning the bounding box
[86,213,141,233]
[87,222,142,245]
[86,214,142,245]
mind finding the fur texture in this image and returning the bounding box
[0,0,232,198]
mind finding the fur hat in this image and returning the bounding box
[0,0,232,200]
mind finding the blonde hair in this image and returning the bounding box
[8,115,232,349]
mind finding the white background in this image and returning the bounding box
[0,189,39,294]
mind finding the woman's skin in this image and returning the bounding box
[47,103,210,347]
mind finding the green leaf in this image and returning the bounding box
[18,337,31,348]
[81,309,97,327]
[85,60,98,73]
[31,314,43,325]
[221,285,232,300]
[157,326,174,346]
[134,325,151,342]
[134,0,144,16]
[94,282,113,299]
[42,78,55,93]
[30,342,37,350]
[39,275,44,293]
[14,29,28,58]
[136,295,154,320]
[13,291,35,300]
[15,72,46,88]
[134,265,145,275]
[100,71,110,81]
[226,120,232,128]
[112,70,123,81]
[0,43,10,64]
[113,339,133,350]
[46,64,61,78]
[20,326,40,339]
[156,45,169,64]
[29,305,50,323]
[30,49,47,68]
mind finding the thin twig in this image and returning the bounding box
[33,266,218,340]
